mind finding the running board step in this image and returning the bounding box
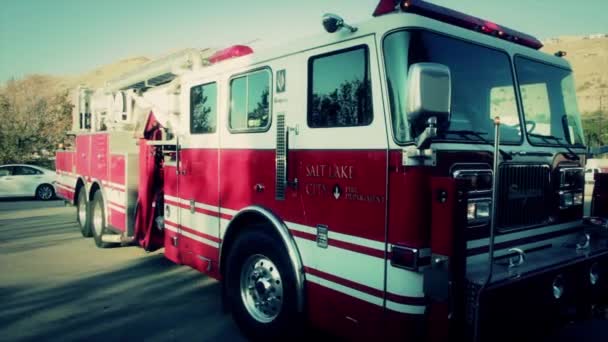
[101,234,135,244]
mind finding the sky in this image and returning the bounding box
[1,0,607,84]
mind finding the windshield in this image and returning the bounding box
[515,57,585,146]
[384,29,522,144]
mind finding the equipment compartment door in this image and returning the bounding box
[90,133,109,181]
[75,135,91,177]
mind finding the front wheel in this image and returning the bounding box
[36,184,55,200]
[76,187,92,237]
[225,229,301,340]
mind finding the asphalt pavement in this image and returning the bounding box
[0,199,246,342]
[0,198,605,341]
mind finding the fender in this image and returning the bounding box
[74,176,88,205]
[220,205,306,313]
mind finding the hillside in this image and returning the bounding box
[542,35,608,114]
[69,56,151,89]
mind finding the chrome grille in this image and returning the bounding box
[497,164,551,229]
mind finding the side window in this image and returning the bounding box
[308,46,372,128]
[229,69,271,131]
[0,166,12,176]
[190,82,218,134]
[519,83,551,135]
[14,166,41,175]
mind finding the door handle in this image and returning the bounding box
[286,124,299,189]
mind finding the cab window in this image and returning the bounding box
[307,46,372,128]
[229,69,271,132]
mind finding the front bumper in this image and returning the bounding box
[465,221,608,341]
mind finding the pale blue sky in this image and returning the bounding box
[1,0,607,83]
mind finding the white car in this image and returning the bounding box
[585,167,608,184]
[0,164,56,200]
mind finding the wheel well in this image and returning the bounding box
[219,207,305,313]
[220,211,276,277]
[36,183,53,190]
[74,179,85,205]
[89,182,101,202]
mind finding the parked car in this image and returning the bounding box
[0,164,56,200]
[585,167,608,184]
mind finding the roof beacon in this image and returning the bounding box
[373,0,543,50]
[208,45,254,64]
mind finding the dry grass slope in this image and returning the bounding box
[542,35,608,114]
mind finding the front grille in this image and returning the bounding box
[497,164,551,229]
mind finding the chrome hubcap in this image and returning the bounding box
[92,200,103,235]
[240,254,283,323]
[78,197,86,224]
[38,186,52,199]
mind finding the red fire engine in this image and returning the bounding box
[55,1,608,340]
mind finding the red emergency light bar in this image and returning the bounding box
[208,45,254,64]
[373,0,543,50]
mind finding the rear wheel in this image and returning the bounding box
[35,184,55,200]
[225,229,301,340]
[76,187,92,237]
[91,191,114,248]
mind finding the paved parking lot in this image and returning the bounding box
[0,198,605,341]
[0,199,245,342]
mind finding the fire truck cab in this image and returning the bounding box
[56,1,608,340]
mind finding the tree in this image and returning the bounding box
[0,75,73,165]
[582,110,608,147]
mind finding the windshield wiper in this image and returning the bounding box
[527,133,580,160]
[444,130,512,160]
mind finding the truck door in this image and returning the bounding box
[176,80,221,276]
[290,36,389,336]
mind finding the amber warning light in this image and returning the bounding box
[373,0,543,50]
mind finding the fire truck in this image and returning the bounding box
[55,0,608,340]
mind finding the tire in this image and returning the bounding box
[76,187,92,238]
[225,229,301,340]
[36,184,55,200]
[91,191,114,248]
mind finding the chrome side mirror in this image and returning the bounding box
[406,63,451,148]
[322,14,357,33]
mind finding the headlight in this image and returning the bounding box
[560,167,584,189]
[559,190,583,209]
[561,192,573,207]
[552,274,565,299]
[573,191,583,206]
[467,198,492,225]
[590,263,600,286]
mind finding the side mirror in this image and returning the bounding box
[322,13,357,33]
[406,63,452,139]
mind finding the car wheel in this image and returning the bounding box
[225,229,301,340]
[36,184,55,200]
[91,191,114,248]
[76,187,92,238]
